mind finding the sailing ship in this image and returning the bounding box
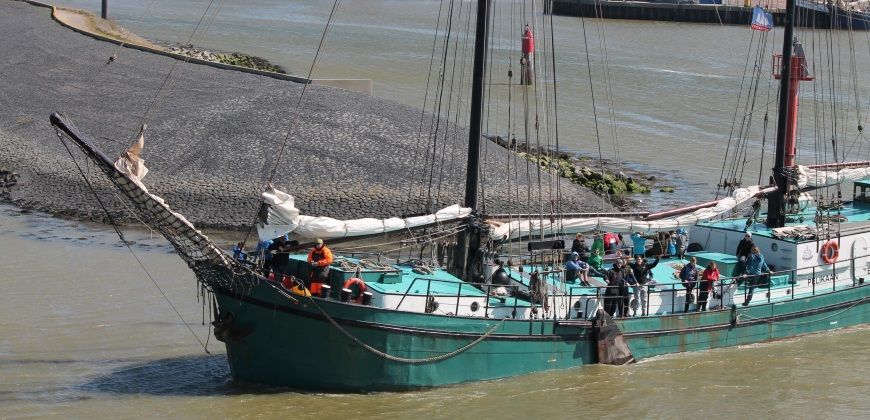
[49,0,868,391]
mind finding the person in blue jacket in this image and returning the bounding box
[667,231,678,256]
[630,232,650,257]
[564,252,590,286]
[742,246,770,306]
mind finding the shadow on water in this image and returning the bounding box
[79,354,233,396]
[78,354,301,396]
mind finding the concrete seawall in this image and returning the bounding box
[549,0,786,26]
[0,1,612,230]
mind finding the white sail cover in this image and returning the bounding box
[257,186,472,241]
[488,185,763,241]
[796,164,870,189]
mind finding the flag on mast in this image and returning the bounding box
[750,6,773,32]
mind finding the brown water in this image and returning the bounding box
[5,1,870,416]
[1,205,868,417]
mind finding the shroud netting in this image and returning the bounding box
[49,113,260,292]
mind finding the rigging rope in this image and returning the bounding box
[241,0,344,247]
[54,128,211,354]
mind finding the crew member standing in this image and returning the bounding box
[735,232,754,274]
[308,238,334,294]
[679,256,699,313]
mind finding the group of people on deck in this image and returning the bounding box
[231,236,334,294]
[566,228,772,317]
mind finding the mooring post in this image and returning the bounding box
[101,0,108,19]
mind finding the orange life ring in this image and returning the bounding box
[821,241,839,264]
[343,277,367,303]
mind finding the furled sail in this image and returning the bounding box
[113,124,149,181]
[796,164,870,189]
[257,186,472,241]
[488,185,763,240]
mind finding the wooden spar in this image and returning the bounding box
[806,161,870,170]
[484,211,650,220]
[646,185,779,220]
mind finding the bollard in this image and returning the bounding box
[320,284,331,299]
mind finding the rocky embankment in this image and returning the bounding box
[488,136,674,208]
[0,1,613,230]
[166,45,287,74]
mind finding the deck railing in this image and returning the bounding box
[576,252,867,319]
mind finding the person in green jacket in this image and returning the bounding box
[591,234,605,257]
[587,248,606,277]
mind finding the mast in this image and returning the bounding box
[454,0,491,282]
[766,0,797,228]
[464,0,491,210]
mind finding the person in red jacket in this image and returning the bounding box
[698,261,719,311]
[307,238,333,293]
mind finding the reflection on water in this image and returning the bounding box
[1,205,868,417]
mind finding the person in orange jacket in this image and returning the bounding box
[307,238,333,291]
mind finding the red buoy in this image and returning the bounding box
[521,25,534,55]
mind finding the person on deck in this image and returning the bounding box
[698,261,719,311]
[591,234,605,257]
[604,260,627,317]
[256,238,273,275]
[742,246,770,306]
[648,231,669,257]
[232,242,249,264]
[564,252,590,286]
[587,248,606,278]
[736,232,755,274]
[630,232,650,258]
[268,236,290,279]
[603,232,620,255]
[679,256,699,313]
[675,228,688,260]
[571,233,591,261]
[308,238,333,293]
[666,231,678,257]
[628,255,659,316]
[620,257,637,317]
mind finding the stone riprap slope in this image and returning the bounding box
[0,1,611,229]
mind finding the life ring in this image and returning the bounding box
[343,277,367,303]
[821,241,839,264]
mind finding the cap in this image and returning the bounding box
[745,232,752,238]
[315,238,324,245]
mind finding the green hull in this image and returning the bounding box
[215,284,596,391]
[620,285,870,359]
[215,282,869,391]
